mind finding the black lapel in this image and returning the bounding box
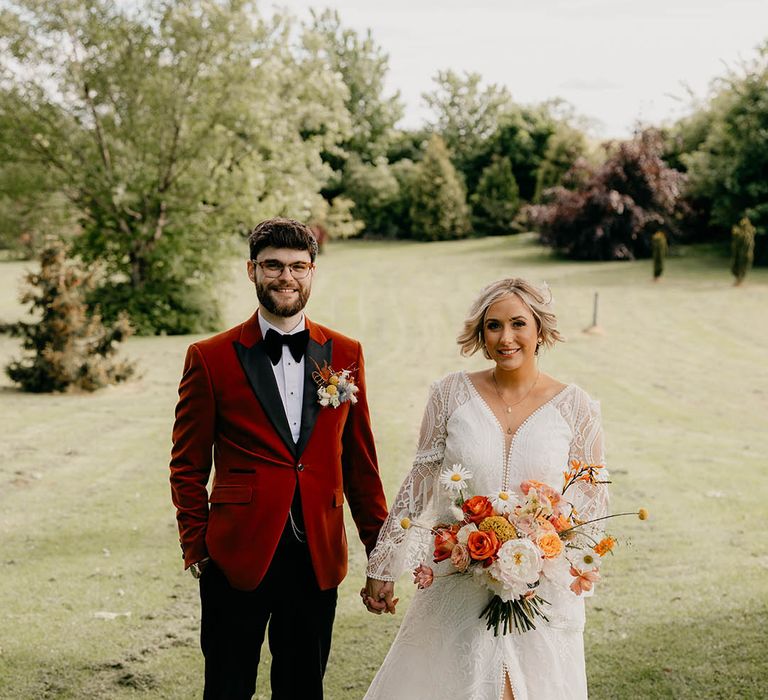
[233,340,297,457]
[296,337,333,457]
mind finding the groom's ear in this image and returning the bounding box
[247,260,256,283]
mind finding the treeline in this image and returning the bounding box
[1,1,766,337]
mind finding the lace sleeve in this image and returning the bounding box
[365,378,451,581]
[562,388,610,530]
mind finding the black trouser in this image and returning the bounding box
[199,536,338,700]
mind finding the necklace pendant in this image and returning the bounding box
[507,427,513,434]
[506,406,513,413]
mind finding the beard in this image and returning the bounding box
[255,277,310,317]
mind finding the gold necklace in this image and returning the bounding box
[491,369,540,433]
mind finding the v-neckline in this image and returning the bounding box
[462,370,572,488]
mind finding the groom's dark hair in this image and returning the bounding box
[248,218,319,262]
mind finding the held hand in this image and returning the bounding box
[360,577,398,615]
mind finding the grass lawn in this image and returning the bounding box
[0,234,766,699]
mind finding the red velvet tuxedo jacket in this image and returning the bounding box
[169,312,388,591]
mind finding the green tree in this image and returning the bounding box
[471,105,559,202]
[0,0,350,333]
[342,155,401,236]
[682,43,768,238]
[470,156,520,234]
[423,70,512,175]
[533,124,589,202]
[306,9,403,166]
[410,135,470,241]
[6,237,134,392]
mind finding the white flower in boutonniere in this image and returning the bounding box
[312,361,359,408]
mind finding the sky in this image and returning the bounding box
[275,0,768,138]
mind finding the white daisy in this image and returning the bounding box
[567,548,599,571]
[491,491,518,514]
[439,464,473,492]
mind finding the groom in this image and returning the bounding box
[169,218,391,699]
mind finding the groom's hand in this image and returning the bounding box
[361,577,398,615]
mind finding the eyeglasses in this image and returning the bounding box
[252,259,315,280]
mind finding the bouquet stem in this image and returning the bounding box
[480,594,550,636]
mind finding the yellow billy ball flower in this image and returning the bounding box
[400,517,412,530]
[329,375,340,385]
[478,516,516,543]
[326,384,338,395]
[638,508,649,521]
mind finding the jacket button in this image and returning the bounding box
[296,463,305,472]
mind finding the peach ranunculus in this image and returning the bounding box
[413,564,434,589]
[466,530,500,562]
[450,543,471,572]
[433,526,458,562]
[461,495,494,524]
[569,566,600,595]
[520,479,562,508]
[537,532,564,559]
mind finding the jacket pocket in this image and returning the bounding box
[333,488,344,508]
[209,485,252,504]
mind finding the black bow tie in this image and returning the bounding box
[263,328,309,365]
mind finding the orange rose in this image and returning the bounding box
[466,530,500,561]
[461,496,494,524]
[537,532,564,559]
[433,527,458,562]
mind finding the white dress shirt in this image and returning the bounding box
[258,312,305,443]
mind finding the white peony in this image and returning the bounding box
[484,539,543,602]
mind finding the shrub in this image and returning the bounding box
[532,131,685,260]
[652,231,668,279]
[6,238,135,392]
[731,217,755,285]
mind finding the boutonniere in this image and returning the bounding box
[312,360,359,408]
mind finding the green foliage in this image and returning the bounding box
[342,156,401,236]
[5,237,134,392]
[422,70,512,175]
[651,230,668,279]
[469,105,560,202]
[0,0,350,333]
[680,43,768,241]
[470,156,520,235]
[307,9,403,166]
[534,124,589,202]
[310,196,364,240]
[731,217,755,284]
[409,135,470,241]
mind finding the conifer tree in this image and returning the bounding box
[410,135,471,241]
[652,230,668,280]
[731,217,755,285]
[6,238,135,392]
[471,156,520,234]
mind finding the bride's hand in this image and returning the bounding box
[361,577,398,615]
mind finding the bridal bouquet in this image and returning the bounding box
[402,461,647,636]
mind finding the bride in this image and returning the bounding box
[361,278,609,700]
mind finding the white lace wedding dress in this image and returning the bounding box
[365,371,608,700]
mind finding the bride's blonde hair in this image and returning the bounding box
[457,278,564,359]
